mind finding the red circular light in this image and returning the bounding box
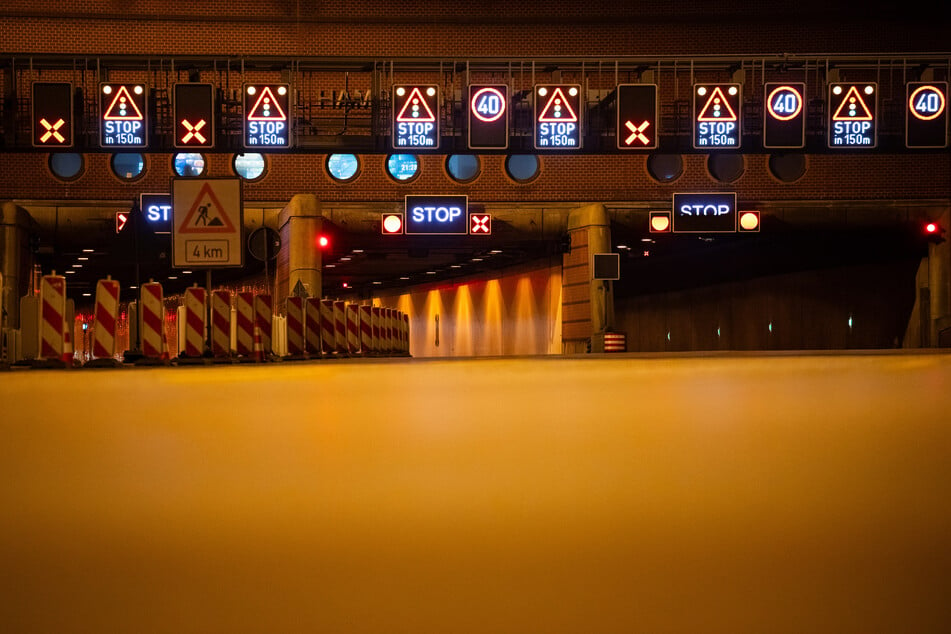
[318,235,330,248]
[383,214,403,234]
[926,222,938,234]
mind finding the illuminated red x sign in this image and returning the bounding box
[470,214,491,234]
[181,118,207,144]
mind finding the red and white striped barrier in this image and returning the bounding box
[305,297,322,357]
[333,300,347,354]
[140,281,165,360]
[604,331,626,352]
[346,303,361,355]
[285,296,306,357]
[235,292,255,358]
[210,290,232,358]
[91,277,120,360]
[182,286,206,357]
[359,304,373,355]
[386,308,396,354]
[254,294,273,357]
[402,312,410,355]
[253,325,264,362]
[371,306,382,355]
[318,299,334,355]
[39,273,66,361]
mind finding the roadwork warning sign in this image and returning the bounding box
[173,178,243,268]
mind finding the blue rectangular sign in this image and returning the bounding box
[140,193,172,233]
[672,192,737,233]
[404,196,468,235]
[100,83,148,148]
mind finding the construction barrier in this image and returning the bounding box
[140,282,165,360]
[402,312,410,355]
[183,286,207,358]
[235,291,255,358]
[39,273,66,362]
[285,297,306,357]
[305,297,322,357]
[346,303,361,355]
[359,304,373,355]
[604,331,627,352]
[90,277,120,363]
[371,306,382,355]
[333,300,347,354]
[210,290,232,358]
[320,299,335,355]
[254,294,273,357]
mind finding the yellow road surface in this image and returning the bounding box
[2,353,950,632]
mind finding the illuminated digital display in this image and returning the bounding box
[140,193,172,234]
[672,193,737,233]
[393,85,439,149]
[763,82,805,149]
[404,195,468,235]
[244,84,291,148]
[469,213,492,235]
[828,83,877,148]
[534,84,582,150]
[100,83,148,148]
[175,83,215,149]
[616,84,658,150]
[693,84,741,149]
[32,82,73,148]
[468,85,508,150]
[906,82,948,148]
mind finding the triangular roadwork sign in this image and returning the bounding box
[395,87,436,122]
[697,86,738,122]
[103,86,144,121]
[537,87,578,123]
[178,182,237,234]
[832,86,874,121]
[247,86,287,121]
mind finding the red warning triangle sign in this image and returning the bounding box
[103,86,144,121]
[178,182,237,234]
[247,86,287,121]
[395,87,436,122]
[697,86,738,122]
[832,86,873,121]
[538,87,578,123]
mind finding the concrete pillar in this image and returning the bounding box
[562,203,613,353]
[276,194,324,308]
[929,208,951,346]
[1,202,33,329]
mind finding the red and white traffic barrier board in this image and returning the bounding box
[402,312,410,355]
[140,281,165,359]
[320,299,335,355]
[285,296,306,357]
[92,277,120,360]
[210,290,232,358]
[39,273,67,360]
[305,297,322,356]
[371,306,382,355]
[604,331,626,352]
[346,303,361,355]
[183,286,206,357]
[359,304,373,355]
[254,294,273,357]
[384,308,395,354]
[235,291,255,357]
[333,300,347,354]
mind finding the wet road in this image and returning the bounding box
[2,352,950,633]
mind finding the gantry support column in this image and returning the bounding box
[562,203,613,353]
[928,208,951,346]
[1,202,33,330]
[276,194,324,308]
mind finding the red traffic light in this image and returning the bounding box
[317,234,330,249]
[382,213,404,235]
[924,221,946,243]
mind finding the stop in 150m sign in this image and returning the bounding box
[244,84,291,148]
[100,83,148,148]
[393,85,440,149]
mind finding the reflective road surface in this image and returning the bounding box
[2,352,951,633]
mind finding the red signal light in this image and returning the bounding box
[926,222,938,234]
[924,221,946,243]
[382,213,404,235]
[317,234,330,249]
